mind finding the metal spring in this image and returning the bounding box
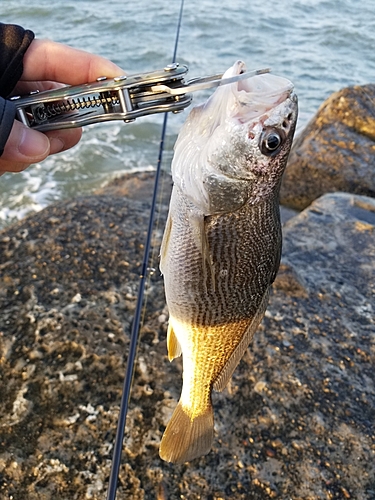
[45,94,119,117]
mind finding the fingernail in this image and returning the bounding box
[49,137,65,154]
[19,128,50,158]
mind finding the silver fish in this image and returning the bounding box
[159,60,298,464]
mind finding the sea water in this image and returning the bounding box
[1,0,374,228]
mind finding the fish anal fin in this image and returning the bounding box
[213,290,270,392]
[159,402,214,464]
[167,322,182,361]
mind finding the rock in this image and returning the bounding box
[280,84,375,210]
[0,172,374,499]
[94,169,173,206]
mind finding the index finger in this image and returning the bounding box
[22,39,125,85]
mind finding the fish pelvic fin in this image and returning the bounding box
[213,289,270,392]
[159,402,214,464]
[167,322,182,361]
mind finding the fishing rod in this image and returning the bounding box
[105,1,185,498]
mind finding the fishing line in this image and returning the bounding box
[106,1,185,498]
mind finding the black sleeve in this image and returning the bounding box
[0,22,35,98]
[0,23,35,157]
[0,97,16,156]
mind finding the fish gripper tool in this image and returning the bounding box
[10,64,193,132]
[10,63,271,132]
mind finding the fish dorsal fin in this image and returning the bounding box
[167,321,182,361]
[213,290,270,392]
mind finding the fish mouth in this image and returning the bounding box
[237,65,293,97]
[224,60,295,122]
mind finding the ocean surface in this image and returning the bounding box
[1,0,374,228]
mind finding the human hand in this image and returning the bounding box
[0,39,124,175]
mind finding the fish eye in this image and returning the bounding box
[260,129,284,156]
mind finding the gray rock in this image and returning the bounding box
[0,173,374,499]
[280,84,375,210]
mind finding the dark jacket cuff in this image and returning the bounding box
[0,97,16,156]
[0,23,35,98]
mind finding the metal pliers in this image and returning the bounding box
[10,63,269,132]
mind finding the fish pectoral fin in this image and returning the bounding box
[167,322,182,361]
[159,402,214,464]
[213,289,270,392]
[202,216,216,288]
[191,214,215,289]
[160,212,172,275]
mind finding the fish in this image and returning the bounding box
[159,60,298,464]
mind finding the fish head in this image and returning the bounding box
[172,60,298,214]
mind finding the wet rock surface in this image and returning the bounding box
[280,84,375,210]
[0,172,374,499]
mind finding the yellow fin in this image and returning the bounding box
[159,402,214,464]
[166,322,182,361]
[213,290,270,392]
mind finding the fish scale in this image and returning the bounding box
[165,197,272,319]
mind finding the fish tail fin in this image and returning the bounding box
[159,402,214,464]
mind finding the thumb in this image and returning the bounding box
[1,120,50,166]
